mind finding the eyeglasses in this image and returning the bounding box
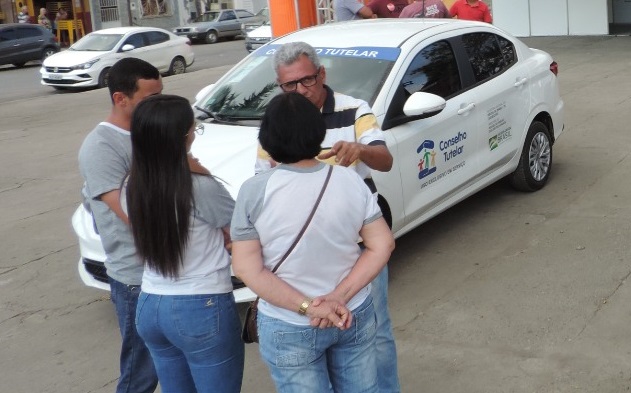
[187,123,204,137]
[278,68,321,92]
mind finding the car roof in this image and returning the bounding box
[91,26,166,35]
[0,23,46,29]
[274,19,496,48]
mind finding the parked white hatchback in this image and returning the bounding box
[72,19,564,302]
[40,26,194,90]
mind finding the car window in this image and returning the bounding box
[197,12,219,22]
[220,11,236,21]
[498,35,517,66]
[122,33,145,49]
[402,40,461,99]
[0,28,17,42]
[235,10,254,19]
[71,34,124,51]
[16,26,43,39]
[144,31,169,45]
[198,45,397,121]
[462,33,514,83]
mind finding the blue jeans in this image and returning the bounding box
[371,266,401,393]
[135,292,244,393]
[258,296,378,393]
[109,277,158,393]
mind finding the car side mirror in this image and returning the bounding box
[195,84,215,102]
[403,92,446,117]
[121,44,135,52]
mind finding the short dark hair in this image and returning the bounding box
[259,92,326,164]
[107,57,160,102]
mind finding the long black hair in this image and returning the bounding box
[127,95,195,278]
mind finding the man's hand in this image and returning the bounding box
[318,141,364,167]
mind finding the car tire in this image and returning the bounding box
[12,62,26,68]
[98,68,111,89]
[509,120,552,192]
[41,47,58,61]
[168,57,186,75]
[205,30,218,44]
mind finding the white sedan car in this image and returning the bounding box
[73,19,564,302]
[40,27,194,90]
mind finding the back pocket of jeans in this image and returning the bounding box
[173,297,220,339]
[274,329,316,368]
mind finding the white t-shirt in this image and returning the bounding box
[123,174,235,295]
[231,163,381,325]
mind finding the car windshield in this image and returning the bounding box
[196,12,219,22]
[198,45,399,122]
[71,34,123,51]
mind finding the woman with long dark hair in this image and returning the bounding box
[127,95,244,393]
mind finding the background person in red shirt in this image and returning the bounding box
[368,0,409,18]
[449,0,492,23]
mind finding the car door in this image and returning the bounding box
[460,32,530,176]
[141,31,171,72]
[119,32,152,65]
[383,36,481,226]
[217,10,239,35]
[14,25,45,64]
[0,27,18,65]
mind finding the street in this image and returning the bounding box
[2,35,631,392]
[0,39,249,104]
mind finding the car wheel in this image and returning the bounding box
[205,30,218,44]
[510,121,552,192]
[168,57,186,76]
[98,68,111,88]
[41,47,58,61]
[12,62,26,68]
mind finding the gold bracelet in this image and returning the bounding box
[298,298,312,315]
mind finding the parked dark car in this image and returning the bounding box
[0,23,60,68]
[173,9,259,44]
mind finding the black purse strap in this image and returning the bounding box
[270,165,333,274]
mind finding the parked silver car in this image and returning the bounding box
[173,9,259,44]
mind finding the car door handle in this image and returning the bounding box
[514,77,528,87]
[457,103,476,115]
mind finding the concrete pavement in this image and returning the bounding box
[1,35,631,392]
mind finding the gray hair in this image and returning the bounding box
[273,42,321,74]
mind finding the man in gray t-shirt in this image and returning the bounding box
[78,58,162,393]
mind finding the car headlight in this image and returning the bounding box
[241,23,246,29]
[189,27,198,32]
[70,59,100,70]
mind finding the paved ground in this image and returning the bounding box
[1,35,631,393]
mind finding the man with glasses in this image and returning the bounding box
[78,58,162,393]
[256,41,399,392]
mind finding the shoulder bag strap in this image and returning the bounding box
[270,165,333,273]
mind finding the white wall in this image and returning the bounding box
[492,0,530,37]
[493,0,609,36]
[569,0,608,35]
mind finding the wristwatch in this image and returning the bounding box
[298,298,312,315]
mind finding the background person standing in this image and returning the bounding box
[449,0,492,23]
[17,5,29,23]
[38,8,51,31]
[367,0,409,18]
[399,0,451,18]
[335,0,375,21]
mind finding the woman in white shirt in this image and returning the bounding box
[127,95,244,393]
[231,92,395,392]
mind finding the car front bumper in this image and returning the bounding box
[40,66,101,88]
[72,204,256,302]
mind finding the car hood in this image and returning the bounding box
[43,50,108,67]
[190,123,259,199]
